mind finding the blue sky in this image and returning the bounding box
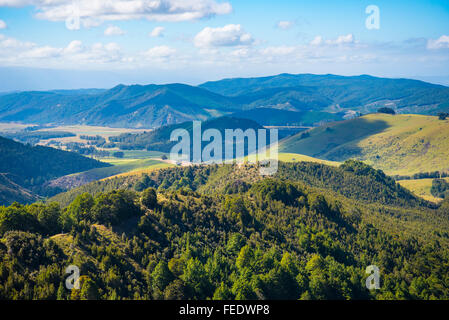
[0,0,448,90]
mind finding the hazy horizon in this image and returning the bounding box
[1,0,449,91]
[0,67,448,93]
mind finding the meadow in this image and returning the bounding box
[280,113,449,176]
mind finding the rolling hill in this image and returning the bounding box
[45,159,173,192]
[4,160,449,300]
[201,73,449,115]
[109,116,265,153]
[280,113,449,176]
[0,83,238,128]
[0,136,110,205]
[0,173,39,205]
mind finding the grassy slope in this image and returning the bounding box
[398,177,449,203]
[67,159,170,181]
[47,159,173,193]
[280,114,449,176]
[101,161,174,179]
[0,173,40,205]
[277,153,340,166]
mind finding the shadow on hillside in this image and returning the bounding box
[282,117,391,161]
[320,118,390,160]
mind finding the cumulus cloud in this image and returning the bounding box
[0,0,232,27]
[104,25,125,36]
[277,20,293,30]
[64,40,84,54]
[0,34,123,66]
[144,45,176,59]
[427,35,449,49]
[194,24,253,48]
[0,19,6,29]
[0,34,34,50]
[149,26,164,37]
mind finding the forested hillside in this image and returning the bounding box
[1,161,446,300]
[0,136,110,205]
[109,116,265,152]
[200,73,449,115]
[0,84,237,128]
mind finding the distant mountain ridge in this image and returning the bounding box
[0,83,239,128]
[0,73,448,128]
[200,73,449,114]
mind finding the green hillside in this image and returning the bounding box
[0,136,109,182]
[280,113,449,176]
[0,173,39,205]
[0,136,109,205]
[0,84,237,128]
[398,178,449,203]
[3,160,449,300]
[46,159,173,192]
[110,116,264,153]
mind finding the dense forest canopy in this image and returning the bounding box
[1,160,448,300]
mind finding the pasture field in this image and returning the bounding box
[280,114,449,176]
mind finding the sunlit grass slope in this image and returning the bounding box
[280,114,449,176]
[398,177,449,203]
[72,159,171,181]
[277,153,340,166]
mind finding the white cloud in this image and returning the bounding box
[0,0,232,27]
[104,25,125,36]
[427,35,449,50]
[230,48,250,58]
[277,20,293,30]
[0,19,6,29]
[0,35,34,50]
[310,34,355,46]
[328,34,355,45]
[310,36,323,46]
[194,24,254,48]
[144,45,176,59]
[0,34,123,65]
[19,46,62,59]
[260,46,295,56]
[149,26,164,38]
[64,40,84,54]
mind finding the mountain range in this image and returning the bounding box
[0,74,448,128]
